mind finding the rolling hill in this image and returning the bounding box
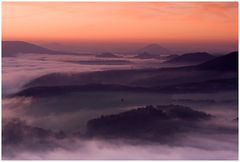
[14,51,237,98]
[196,51,238,71]
[164,52,215,66]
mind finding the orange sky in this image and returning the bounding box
[2,2,238,44]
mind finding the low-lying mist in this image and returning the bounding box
[3,90,238,160]
[2,52,238,160]
[2,53,163,96]
[3,134,237,160]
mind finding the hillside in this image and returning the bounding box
[164,52,215,65]
[86,105,212,141]
[196,51,238,71]
[2,41,79,57]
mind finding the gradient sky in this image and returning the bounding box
[2,2,238,53]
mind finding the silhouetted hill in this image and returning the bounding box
[21,51,237,90]
[14,77,237,98]
[87,105,212,141]
[13,84,149,97]
[96,52,121,58]
[137,43,172,55]
[196,51,238,71]
[164,52,215,65]
[2,41,80,57]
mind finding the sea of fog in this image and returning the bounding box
[2,53,163,96]
[2,53,238,160]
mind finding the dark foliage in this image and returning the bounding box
[87,105,212,141]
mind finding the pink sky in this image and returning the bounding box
[2,2,238,53]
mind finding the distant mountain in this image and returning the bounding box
[137,43,172,55]
[96,52,120,58]
[2,41,79,57]
[196,51,238,71]
[22,51,237,89]
[164,52,215,65]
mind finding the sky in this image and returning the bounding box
[2,2,238,53]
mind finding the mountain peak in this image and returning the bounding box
[145,43,163,48]
[138,43,171,55]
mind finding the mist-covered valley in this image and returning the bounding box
[2,41,238,160]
